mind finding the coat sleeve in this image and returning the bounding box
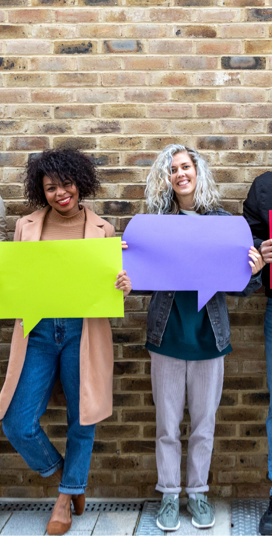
[243,179,263,250]
[0,197,7,242]
[13,218,22,242]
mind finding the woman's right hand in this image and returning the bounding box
[260,239,272,263]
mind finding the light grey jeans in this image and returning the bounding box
[150,351,224,495]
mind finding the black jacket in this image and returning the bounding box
[243,171,272,297]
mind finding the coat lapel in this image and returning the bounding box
[21,206,51,242]
[83,206,107,239]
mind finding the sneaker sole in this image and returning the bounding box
[191,518,215,529]
[156,519,181,531]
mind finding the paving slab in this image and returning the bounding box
[136,499,231,536]
[1,512,51,535]
[93,511,140,535]
[65,512,99,535]
[174,500,230,536]
[0,514,11,533]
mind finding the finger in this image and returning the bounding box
[116,270,127,278]
[248,253,258,263]
[249,261,254,268]
[121,241,128,249]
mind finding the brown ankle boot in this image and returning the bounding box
[72,493,85,516]
[47,508,72,535]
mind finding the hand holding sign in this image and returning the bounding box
[122,214,254,310]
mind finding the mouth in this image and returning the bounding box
[177,179,189,187]
[57,197,71,206]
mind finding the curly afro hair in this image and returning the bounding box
[24,148,100,208]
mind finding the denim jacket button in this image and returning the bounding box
[168,293,172,297]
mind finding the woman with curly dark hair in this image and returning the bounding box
[1,148,131,535]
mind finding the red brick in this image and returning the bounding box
[175,24,217,38]
[150,8,192,22]
[171,89,217,102]
[8,9,52,23]
[103,8,147,23]
[31,25,76,40]
[147,104,193,118]
[223,0,265,5]
[124,88,169,103]
[54,41,96,55]
[6,40,51,55]
[219,119,265,134]
[0,90,28,103]
[55,9,99,23]
[77,89,121,103]
[195,8,240,21]
[149,72,193,86]
[53,73,98,87]
[79,24,121,39]
[196,72,241,86]
[244,72,272,87]
[124,119,169,135]
[197,104,241,118]
[77,120,121,134]
[123,24,169,38]
[196,40,242,54]
[102,72,146,87]
[54,105,97,119]
[220,88,266,103]
[172,120,214,135]
[149,40,193,54]
[197,136,238,150]
[5,105,51,119]
[124,56,169,70]
[0,25,28,39]
[101,104,145,118]
[172,56,217,70]
[220,23,266,37]
[5,73,50,88]
[77,57,121,72]
[31,90,74,104]
[7,136,49,151]
[103,40,144,54]
[245,40,272,54]
[243,104,272,118]
[29,57,76,71]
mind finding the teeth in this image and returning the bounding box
[58,198,70,204]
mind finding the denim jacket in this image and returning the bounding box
[146,207,262,352]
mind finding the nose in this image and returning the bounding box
[56,185,67,196]
[176,167,185,178]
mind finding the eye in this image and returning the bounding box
[47,187,55,191]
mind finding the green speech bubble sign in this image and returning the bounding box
[0,237,124,337]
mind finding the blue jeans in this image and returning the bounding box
[265,298,272,481]
[3,318,96,495]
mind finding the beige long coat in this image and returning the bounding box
[0,205,115,425]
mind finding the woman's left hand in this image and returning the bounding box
[248,246,266,275]
[122,241,128,249]
[115,269,132,298]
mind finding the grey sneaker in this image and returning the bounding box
[156,495,180,531]
[187,494,215,529]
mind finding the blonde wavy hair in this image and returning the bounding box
[145,144,221,214]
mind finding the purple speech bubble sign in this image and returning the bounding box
[122,215,253,311]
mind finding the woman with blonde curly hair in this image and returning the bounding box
[145,144,263,532]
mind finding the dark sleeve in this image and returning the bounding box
[243,180,263,250]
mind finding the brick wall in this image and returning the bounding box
[0,0,270,499]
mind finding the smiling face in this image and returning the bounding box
[43,175,80,217]
[171,151,197,211]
